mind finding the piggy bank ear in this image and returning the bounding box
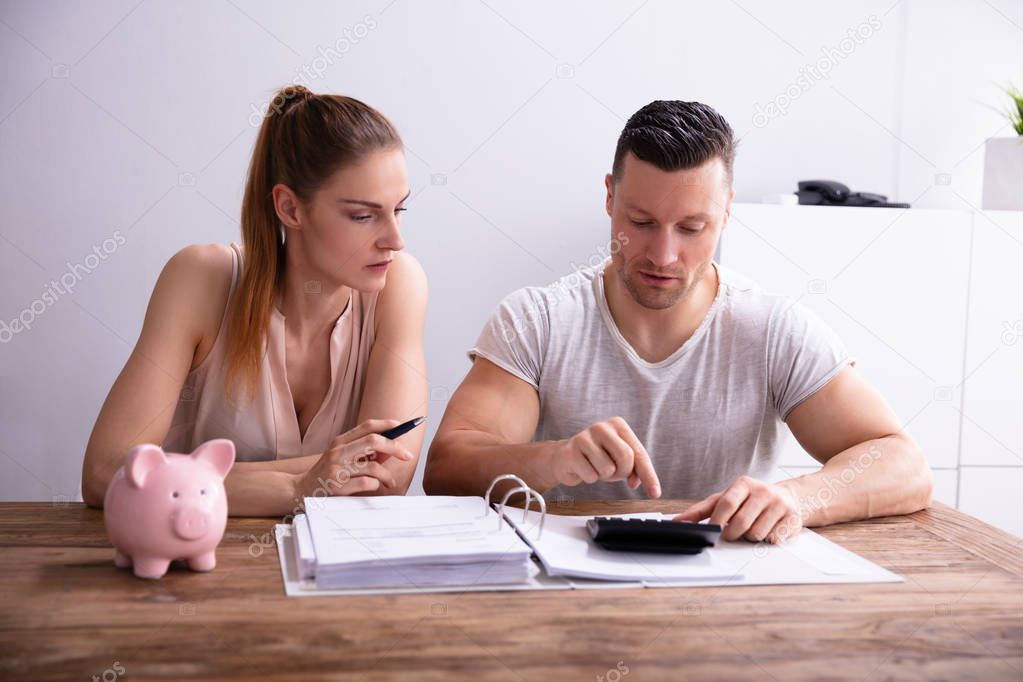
[124,444,168,488]
[191,439,236,479]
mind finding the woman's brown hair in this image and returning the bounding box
[223,85,402,407]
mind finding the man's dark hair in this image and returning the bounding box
[611,100,736,185]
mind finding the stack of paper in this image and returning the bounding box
[291,513,316,581]
[300,496,533,589]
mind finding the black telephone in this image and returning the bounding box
[797,180,910,208]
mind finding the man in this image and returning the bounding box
[424,101,932,543]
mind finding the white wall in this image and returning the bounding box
[0,1,1019,531]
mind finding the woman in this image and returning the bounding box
[81,85,427,516]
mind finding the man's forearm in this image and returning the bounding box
[425,432,563,497]
[778,434,933,527]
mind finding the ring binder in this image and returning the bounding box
[483,474,530,515]
[484,474,546,539]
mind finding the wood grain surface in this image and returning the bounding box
[1,500,1020,681]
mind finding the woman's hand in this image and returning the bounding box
[291,419,415,500]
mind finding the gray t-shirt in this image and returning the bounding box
[467,258,855,501]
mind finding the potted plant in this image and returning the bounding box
[982,84,1023,210]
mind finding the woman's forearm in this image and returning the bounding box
[224,455,319,517]
[233,453,319,475]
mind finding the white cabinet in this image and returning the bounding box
[959,467,1023,538]
[959,211,1023,467]
[722,203,971,471]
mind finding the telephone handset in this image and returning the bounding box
[797,180,910,208]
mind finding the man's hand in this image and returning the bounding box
[549,417,661,498]
[674,476,803,543]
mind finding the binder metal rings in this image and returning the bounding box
[483,474,546,539]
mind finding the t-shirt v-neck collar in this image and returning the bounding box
[594,260,724,369]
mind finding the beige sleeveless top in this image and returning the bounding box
[162,242,378,461]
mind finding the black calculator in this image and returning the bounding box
[586,517,723,554]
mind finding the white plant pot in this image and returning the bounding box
[982,137,1023,210]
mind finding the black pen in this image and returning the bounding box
[379,416,426,440]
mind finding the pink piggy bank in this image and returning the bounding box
[104,438,235,579]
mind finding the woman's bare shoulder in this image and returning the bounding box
[373,251,427,335]
[162,243,236,370]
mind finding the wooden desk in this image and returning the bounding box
[1,500,1021,681]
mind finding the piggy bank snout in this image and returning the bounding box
[173,507,212,540]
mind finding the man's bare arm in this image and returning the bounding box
[677,365,932,542]
[424,357,555,496]
[425,357,660,498]
[779,365,933,526]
